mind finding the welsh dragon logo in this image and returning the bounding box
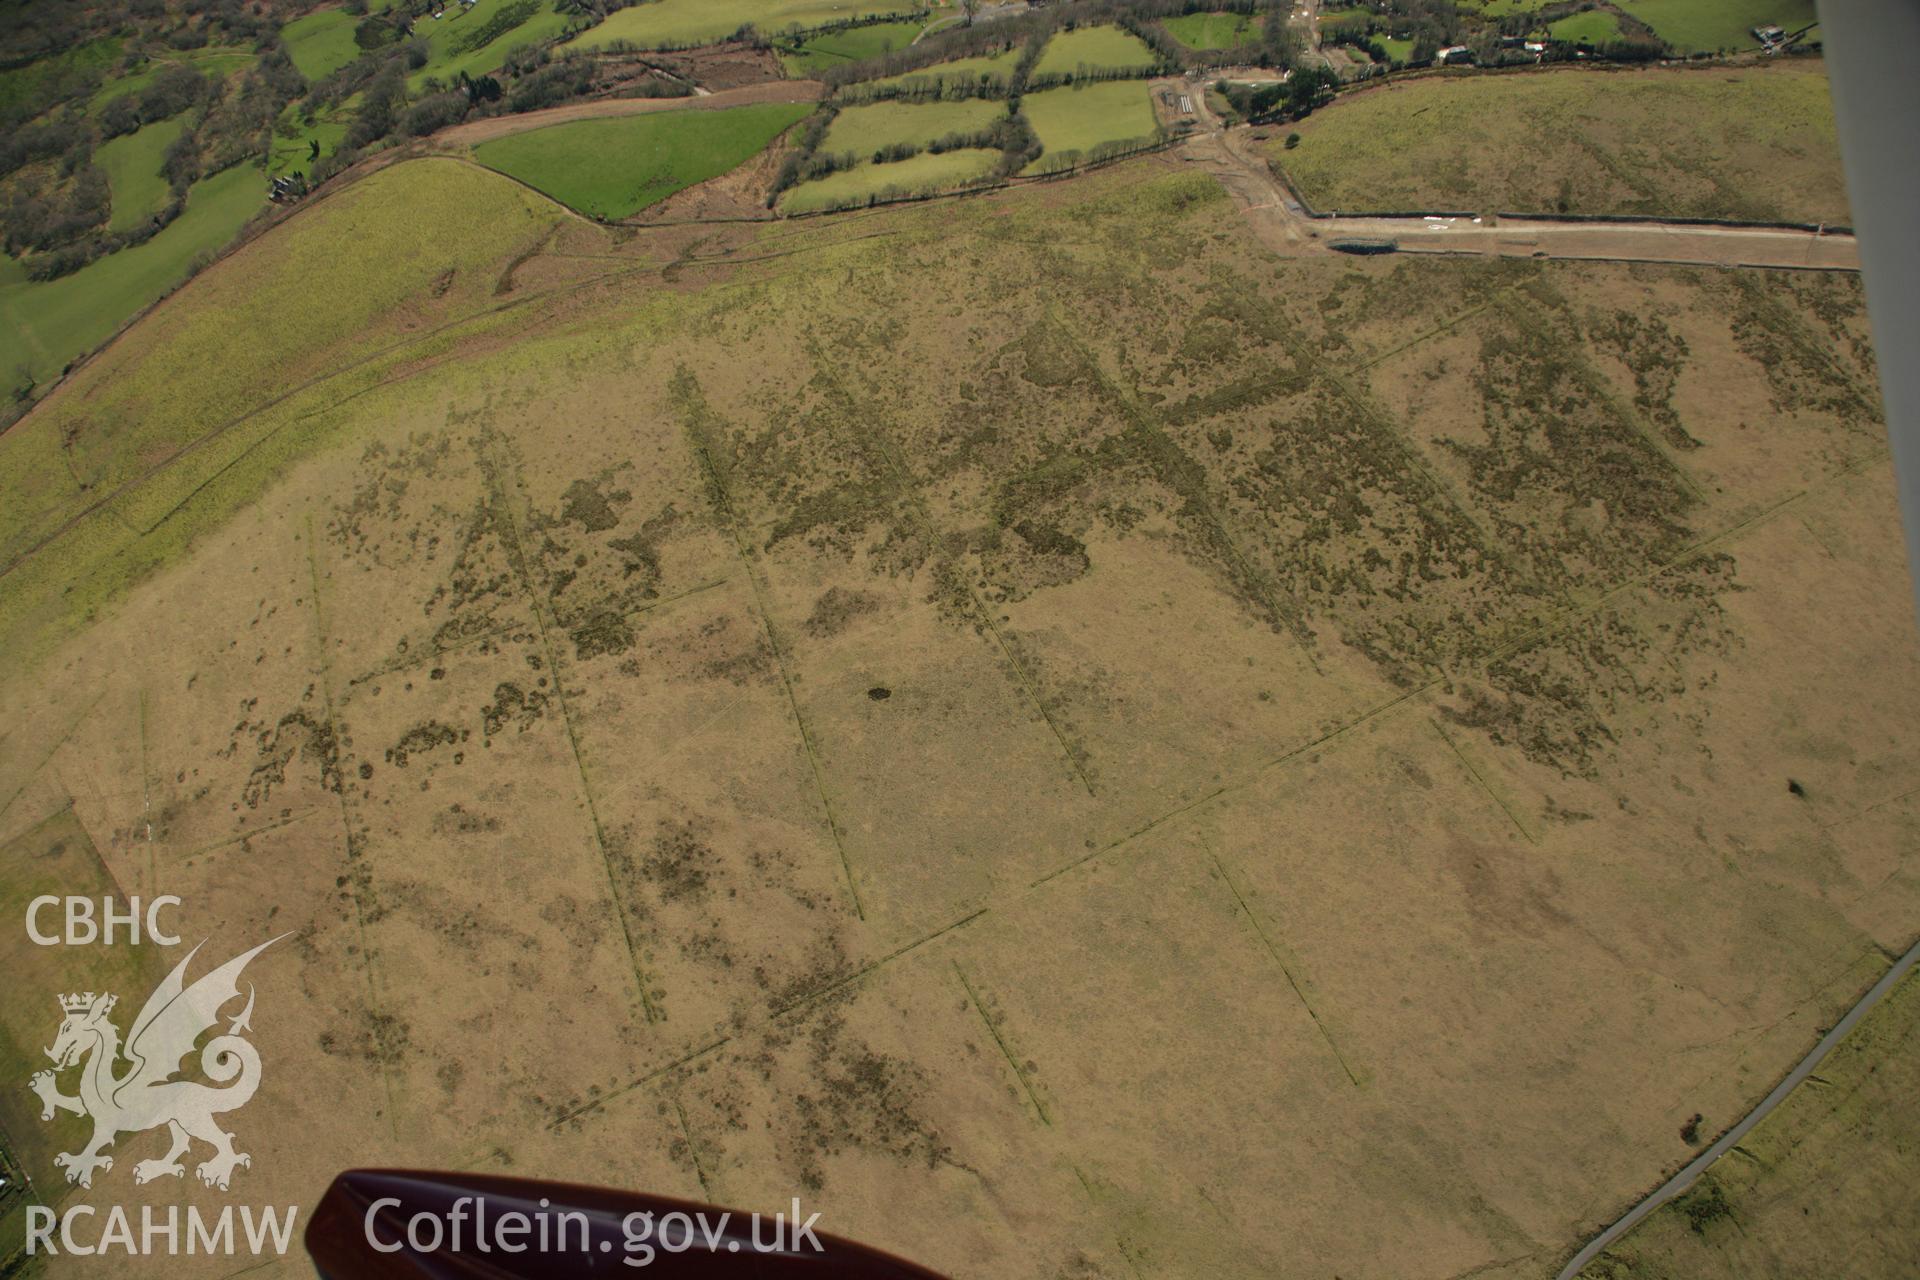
[28,936,285,1191]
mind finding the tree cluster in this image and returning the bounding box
[1219,64,1338,122]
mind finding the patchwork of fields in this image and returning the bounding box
[1,152,1911,1279]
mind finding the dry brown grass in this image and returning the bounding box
[0,157,1914,1278]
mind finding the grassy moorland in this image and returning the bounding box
[0,148,1909,1280]
[473,103,811,219]
[1021,80,1161,171]
[0,159,562,668]
[1273,63,1849,222]
[0,163,261,394]
[1577,967,1920,1278]
[568,0,922,51]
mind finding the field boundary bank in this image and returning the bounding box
[780,134,1179,219]
[1262,149,1853,233]
[1554,935,1920,1280]
[1309,53,1821,105]
[1496,209,1853,234]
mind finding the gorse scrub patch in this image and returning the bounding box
[90,48,254,115]
[473,103,811,220]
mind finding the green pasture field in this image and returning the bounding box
[1548,10,1623,43]
[821,97,1005,157]
[408,0,577,90]
[281,8,362,81]
[862,46,1022,92]
[1619,0,1817,52]
[268,99,354,178]
[1019,80,1160,171]
[1161,11,1258,50]
[96,115,187,233]
[781,145,999,211]
[1379,35,1414,62]
[1274,63,1847,223]
[473,102,810,219]
[776,19,925,74]
[0,163,262,395]
[1031,24,1159,79]
[568,0,921,51]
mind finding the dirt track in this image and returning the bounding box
[435,80,824,147]
[1322,213,1860,270]
[1174,76,1862,272]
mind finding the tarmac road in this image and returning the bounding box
[1556,936,1920,1278]
[1177,78,1861,273]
